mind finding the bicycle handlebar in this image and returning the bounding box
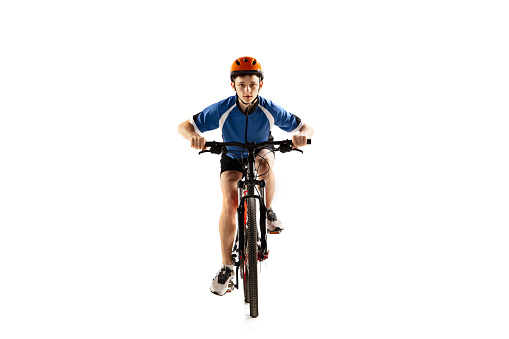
[199,139,312,155]
[204,139,311,149]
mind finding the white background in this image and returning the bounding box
[1,0,508,338]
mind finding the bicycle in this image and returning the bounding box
[199,138,312,318]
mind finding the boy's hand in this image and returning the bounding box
[292,134,307,148]
[191,136,206,150]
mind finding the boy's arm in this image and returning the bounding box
[178,120,206,150]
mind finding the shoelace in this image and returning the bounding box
[267,209,277,222]
[217,268,233,284]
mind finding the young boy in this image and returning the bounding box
[177,56,314,295]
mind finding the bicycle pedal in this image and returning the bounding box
[268,230,282,234]
[226,281,235,293]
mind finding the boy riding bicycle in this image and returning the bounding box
[177,56,314,296]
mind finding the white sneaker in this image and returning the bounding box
[267,208,284,234]
[210,267,235,296]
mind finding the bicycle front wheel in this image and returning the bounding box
[246,197,259,318]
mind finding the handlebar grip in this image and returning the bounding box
[307,139,312,145]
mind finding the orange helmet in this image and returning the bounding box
[230,56,264,81]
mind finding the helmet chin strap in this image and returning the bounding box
[236,92,258,106]
[236,93,258,115]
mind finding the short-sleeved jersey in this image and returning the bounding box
[191,95,303,158]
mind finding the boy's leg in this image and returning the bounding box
[255,149,283,232]
[255,149,275,208]
[219,170,243,265]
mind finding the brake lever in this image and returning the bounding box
[199,146,224,155]
[278,144,304,154]
[277,145,292,153]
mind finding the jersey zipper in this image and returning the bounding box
[240,97,258,146]
[244,114,249,144]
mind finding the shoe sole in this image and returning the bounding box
[210,280,235,296]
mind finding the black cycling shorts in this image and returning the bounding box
[220,147,275,177]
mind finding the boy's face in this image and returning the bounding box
[231,74,263,104]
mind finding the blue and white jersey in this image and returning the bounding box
[191,95,303,158]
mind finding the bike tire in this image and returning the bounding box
[242,200,249,304]
[246,197,259,318]
[242,261,249,303]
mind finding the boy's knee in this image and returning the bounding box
[222,194,238,216]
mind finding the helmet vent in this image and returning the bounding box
[252,59,257,65]
[236,60,241,66]
[244,58,248,62]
